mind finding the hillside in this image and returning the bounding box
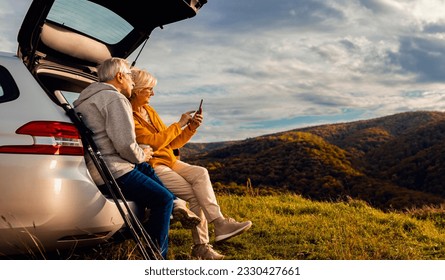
[182,111,445,210]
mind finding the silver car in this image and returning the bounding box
[0,0,206,257]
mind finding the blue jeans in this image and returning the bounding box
[116,162,174,259]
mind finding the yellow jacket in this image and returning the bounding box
[133,104,196,168]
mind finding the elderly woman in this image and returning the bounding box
[129,67,252,260]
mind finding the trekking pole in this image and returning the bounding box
[55,91,162,260]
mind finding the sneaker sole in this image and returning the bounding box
[191,245,225,260]
[215,221,252,242]
[173,208,201,229]
[192,255,225,260]
[191,252,225,260]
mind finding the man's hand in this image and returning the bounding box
[140,145,154,161]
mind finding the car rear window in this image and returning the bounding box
[0,65,19,103]
[47,0,133,44]
[59,91,80,107]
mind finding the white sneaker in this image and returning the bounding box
[172,204,201,229]
[191,244,224,260]
[214,217,252,242]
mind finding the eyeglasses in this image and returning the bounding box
[121,71,132,80]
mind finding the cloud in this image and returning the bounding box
[195,0,346,31]
[389,36,445,83]
[132,0,445,142]
[0,1,32,51]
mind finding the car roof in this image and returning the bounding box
[17,0,207,70]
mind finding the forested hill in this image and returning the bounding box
[181,111,445,211]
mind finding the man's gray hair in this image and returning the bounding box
[97,57,131,82]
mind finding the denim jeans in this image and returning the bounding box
[116,162,174,259]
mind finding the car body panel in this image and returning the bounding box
[0,154,124,255]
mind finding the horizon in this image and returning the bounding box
[186,109,444,143]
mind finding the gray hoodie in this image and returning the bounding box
[73,82,145,185]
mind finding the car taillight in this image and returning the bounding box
[0,121,84,155]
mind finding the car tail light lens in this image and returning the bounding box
[0,121,84,155]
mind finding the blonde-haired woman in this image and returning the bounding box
[129,68,252,260]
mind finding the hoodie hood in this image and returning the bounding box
[73,82,118,107]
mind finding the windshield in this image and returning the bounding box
[47,0,133,44]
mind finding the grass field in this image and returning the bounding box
[68,193,445,260]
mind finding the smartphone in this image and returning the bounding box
[195,99,203,115]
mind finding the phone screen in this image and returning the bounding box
[196,99,203,114]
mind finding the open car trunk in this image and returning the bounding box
[17,0,207,99]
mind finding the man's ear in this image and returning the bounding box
[116,72,125,83]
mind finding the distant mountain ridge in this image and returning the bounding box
[181,111,445,210]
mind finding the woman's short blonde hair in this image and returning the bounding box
[131,67,157,93]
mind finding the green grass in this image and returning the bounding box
[165,194,445,260]
[8,194,445,260]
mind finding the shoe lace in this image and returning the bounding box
[225,217,237,223]
[204,244,222,256]
[192,243,217,255]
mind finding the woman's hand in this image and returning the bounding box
[189,112,203,130]
[178,111,194,127]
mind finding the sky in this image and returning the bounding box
[3,0,445,142]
